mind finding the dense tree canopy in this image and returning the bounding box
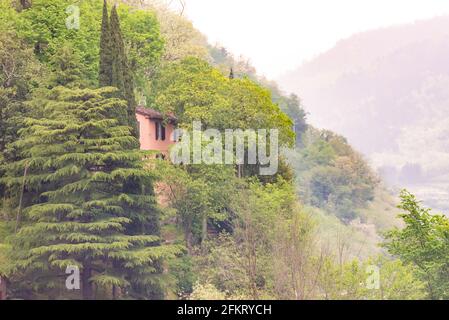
[152,57,295,147]
[99,2,138,137]
[0,0,163,91]
[289,128,379,222]
[1,86,182,299]
[0,0,430,301]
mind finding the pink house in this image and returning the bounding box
[136,107,177,206]
[136,107,177,156]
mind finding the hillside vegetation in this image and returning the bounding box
[0,0,446,300]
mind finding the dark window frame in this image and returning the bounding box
[155,121,166,141]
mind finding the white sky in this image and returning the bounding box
[183,0,449,79]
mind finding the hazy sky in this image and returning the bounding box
[183,0,449,79]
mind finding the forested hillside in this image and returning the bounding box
[0,0,447,300]
[279,15,449,212]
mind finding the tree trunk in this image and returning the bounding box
[19,0,32,10]
[82,267,93,300]
[112,285,120,300]
[184,220,193,253]
[201,215,208,247]
[15,164,29,233]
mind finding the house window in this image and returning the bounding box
[155,121,166,141]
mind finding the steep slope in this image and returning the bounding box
[279,15,449,211]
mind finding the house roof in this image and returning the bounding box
[136,106,177,123]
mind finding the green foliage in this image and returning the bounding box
[152,58,295,159]
[193,179,303,299]
[0,0,425,301]
[208,45,307,145]
[0,1,24,32]
[167,254,197,298]
[318,256,425,300]
[0,0,163,92]
[0,30,42,97]
[12,0,103,83]
[272,93,307,146]
[152,57,295,183]
[189,179,423,300]
[0,221,13,278]
[1,86,182,299]
[49,44,86,88]
[0,30,44,200]
[0,89,28,161]
[189,282,227,300]
[118,5,164,81]
[157,160,237,249]
[101,3,138,137]
[371,257,426,300]
[98,0,112,87]
[209,45,257,80]
[193,233,249,298]
[156,8,209,63]
[290,128,378,223]
[109,5,126,92]
[383,190,449,299]
[0,245,9,278]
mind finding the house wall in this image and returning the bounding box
[136,113,176,154]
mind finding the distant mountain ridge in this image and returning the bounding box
[278,15,449,211]
[280,15,449,95]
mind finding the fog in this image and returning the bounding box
[184,0,449,78]
[279,16,449,211]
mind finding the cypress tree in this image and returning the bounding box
[2,87,182,299]
[229,67,234,79]
[109,5,138,138]
[98,0,113,87]
[109,5,125,92]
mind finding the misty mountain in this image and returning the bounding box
[278,15,449,211]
